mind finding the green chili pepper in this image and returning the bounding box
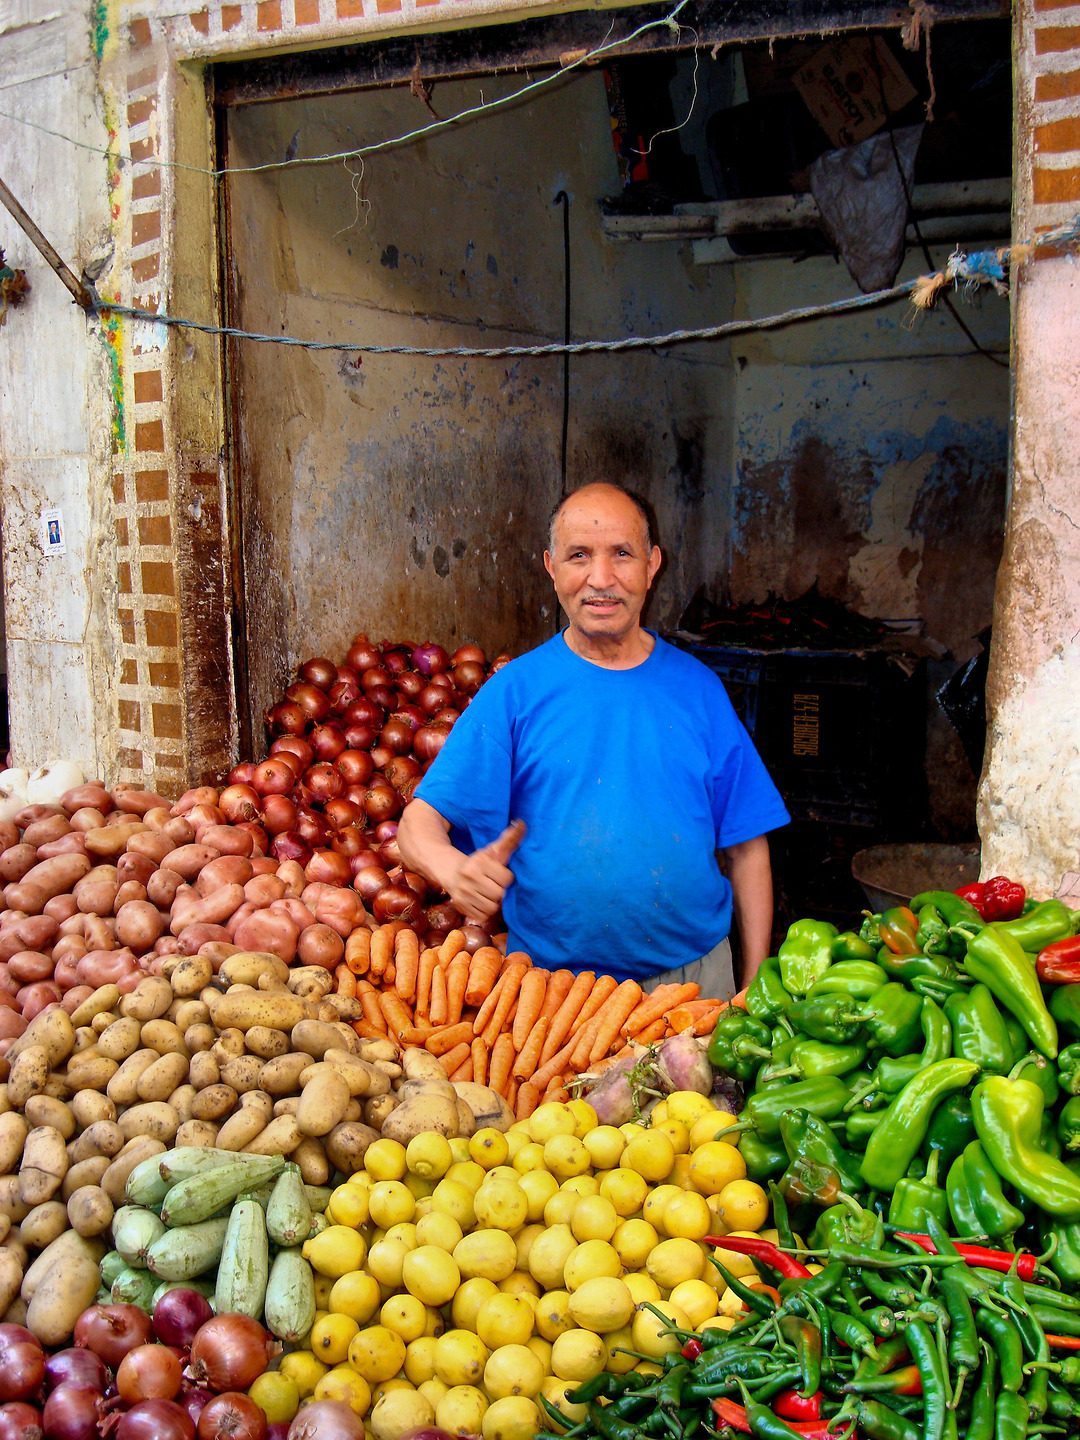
[911,889,985,927]
[965,1347,996,1440]
[974,1307,1025,1391]
[994,1390,1030,1440]
[903,1317,947,1440]
[877,949,965,991]
[1055,1041,1080,1094]
[1049,985,1080,1042]
[709,1258,775,1315]
[778,1110,863,1194]
[924,1092,976,1172]
[959,1138,1026,1238]
[738,1127,789,1182]
[944,1151,987,1239]
[709,1010,775,1081]
[859,1058,979,1191]
[787,994,866,1046]
[964,924,1059,1059]
[763,1038,867,1084]
[971,1075,1080,1219]
[1045,1217,1080,1284]
[888,1150,948,1233]
[995,899,1075,951]
[746,955,795,1023]
[778,919,839,997]
[808,1204,884,1252]
[831,933,881,963]
[914,904,952,956]
[742,1077,852,1140]
[825,1305,877,1357]
[1012,1051,1061,1107]
[1047,1380,1080,1420]
[778,1315,821,1398]
[940,1266,980,1385]
[854,1400,922,1440]
[845,1108,884,1146]
[809,958,887,998]
[943,983,1014,1073]
[862,984,926,1057]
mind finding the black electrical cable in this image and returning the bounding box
[554,189,571,493]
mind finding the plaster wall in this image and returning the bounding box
[223,70,736,740]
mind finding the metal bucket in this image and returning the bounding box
[851,842,980,913]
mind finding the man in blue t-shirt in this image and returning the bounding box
[398,482,789,997]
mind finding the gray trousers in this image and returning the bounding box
[642,937,735,1002]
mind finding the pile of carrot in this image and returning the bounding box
[331,922,724,1120]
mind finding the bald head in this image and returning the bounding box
[548,484,654,556]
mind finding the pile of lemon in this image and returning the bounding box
[260,1090,772,1440]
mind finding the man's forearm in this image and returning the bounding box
[397,798,462,894]
[724,835,774,987]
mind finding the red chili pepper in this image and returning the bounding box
[1036,935,1080,985]
[1046,1334,1080,1350]
[955,877,1026,922]
[774,1390,824,1421]
[711,1399,855,1440]
[895,1232,1039,1281]
[681,1338,705,1360]
[705,1233,813,1280]
[713,1398,753,1434]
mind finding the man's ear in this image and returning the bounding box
[543,550,555,581]
[647,545,663,586]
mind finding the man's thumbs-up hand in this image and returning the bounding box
[448,819,527,925]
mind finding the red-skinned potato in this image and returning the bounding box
[61,785,113,816]
[116,901,166,952]
[177,923,232,954]
[196,856,253,896]
[231,910,299,963]
[0,1009,26,1039]
[68,807,107,833]
[0,822,18,852]
[166,845,219,881]
[60,984,95,1013]
[0,844,38,883]
[276,860,306,899]
[0,915,59,960]
[11,854,92,907]
[162,817,196,847]
[147,868,183,909]
[83,916,118,951]
[126,832,177,866]
[244,874,285,907]
[297,923,344,970]
[117,852,156,888]
[250,857,278,877]
[172,786,219,815]
[169,883,245,936]
[53,936,87,965]
[19,981,62,1018]
[113,787,171,816]
[76,949,139,988]
[44,894,79,923]
[14,803,65,828]
[37,832,88,859]
[113,881,148,910]
[198,824,253,858]
[270,897,315,932]
[54,956,84,989]
[23,814,72,847]
[199,941,239,970]
[315,888,367,939]
[7,951,55,984]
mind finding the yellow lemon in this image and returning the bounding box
[711,1234,761,1279]
[348,1324,407,1383]
[688,1141,746,1196]
[666,1091,720,1126]
[434,1329,490,1387]
[447,1161,487,1194]
[328,1270,381,1325]
[512,1142,548,1175]
[567,1276,635,1333]
[527,1224,578,1290]
[603,1327,638,1375]
[437,1385,489,1436]
[403,1245,461,1307]
[703,1314,737,1336]
[278,1351,326,1396]
[482,1395,540,1440]
[415,1209,464,1252]
[470,1128,510,1168]
[655,1118,691,1155]
[561,1174,599,1198]
[642,1183,682,1230]
[404,1335,439,1385]
[563,1239,620,1291]
[543,1190,580,1228]
[404,1172,437,1200]
[314,1365,371,1416]
[620,1123,647,1143]
[309,1312,358,1365]
[647,1237,707,1290]
[570,1194,619,1243]
[529,1102,578,1143]
[670,1154,695,1189]
[448,1136,473,1163]
[623,1130,676,1183]
[705,1194,729,1235]
[431,1178,476,1230]
[583,1126,625,1170]
[719,1284,750,1318]
[716,1178,769,1231]
[484,1343,545,1399]
[451,1275,499,1330]
[406,1132,454,1181]
[519,1169,559,1222]
[476,1292,535,1349]
[474,1178,529,1232]
[313,1274,334,1309]
[369,1180,416,1229]
[369,1388,435,1440]
[550,1328,608,1382]
[539,1375,588,1428]
[249,1370,300,1424]
[366,1237,410,1289]
[505,1130,530,1161]
[527,1335,553,1369]
[454,1227,519,1283]
[302,1225,367,1279]
[326,1183,368,1228]
[661,1189,712,1240]
[668,1278,720,1327]
[566,1099,599,1137]
[365,1138,408,1181]
[542,1133,590,1180]
[535,1289,574,1341]
[613,1217,659,1270]
[690,1110,738,1149]
[631,1302,691,1360]
[624,1272,663,1306]
[419,1378,450,1410]
[499,1271,541,1300]
[380,1293,428,1342]
[384,1221,419,1251]
[599,1168,648,1218]
[513,1222,545,1269]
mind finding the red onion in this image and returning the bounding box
[453,660,486,694]
[367,686,396,712]
[373,883,423,924]
[227,762,257,786]
[269,736,314,768]
[196,1392,267,1440]
[341,697,383,729]
[425,901,464,938]
[42,1384,99,1440]
[115,1398,195,1440]
[0,1402,42,1440]
[361,666,391,693]
[345,637,381,672]
[252,759,296,796]
[261,795,298,835]
[342,723,378,752]
[309,725,346,762]
[270,833,313,867]
[462,922,491,953]
[285,683,330,722]
[0,1324,45,1402]
[414,724,450,761]
[330,827,369,859]
[44,1347,109,1393]
[304,851,351,887]
[152,1289,214,1349]
[300,764,343,805]
[432,707,461,727]
[335,750,374,786]
[395,670,424,699]
[74,1304,154,1367]
[379,719,413,756]
[353,866,390,903]
[287,1400,366,1440]
[383,647,411,675]
[324,798,362,831]
[412,642,450,676]
[264,701,307,736]
[327,676,361,713]
[188,1315,273,1393]
[295,808,331,847]
[362,786,401,823]
[271,751,306,780]
[384,756,420,791]
[418,684,449,716]
[376,836,402,869]
[116,1343,183,1402]
[219,785,261,824]
[300,657,336,689]
[452,643,486,665]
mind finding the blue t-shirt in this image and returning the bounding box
[416,632,789,979]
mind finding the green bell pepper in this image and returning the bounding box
[859,1057,979,1191]
[707,1010,773,1081]
[971,1074,1080,1219]
[778,1109,863,1194]
[845,1108,884,1147]
[945,1152,985,1238]
[807,959,887,1000]
[861,982,924,1056]
[1002,1011,1030,1066]
[910,889,985,927]
[744,955,794,1024]
[1057,1095,1080,1153]
[1045,1216,1080,1284]
[964,923,1059,1059]
[809,1200,884,1251]
[877,948,966,992]
[762,1038,867,1084]
[994,898,1075,952]
[1058,1041,1080,1094]
[737,1126,789,1182]
[1011,1050,1060,1106]
[914,905,952,957]
[787,993,866,1045]
[962,1138,1025,1238]
[888,1150,948,1233]
[923,1092,976,1172]
[1050,984,1080,1041]
[742,1076,852,1139]
[831,932,880,962]
[847,996,952,1108]
[778,919,839,996]
[943,983,1014,1073]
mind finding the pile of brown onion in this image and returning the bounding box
[223,636,507,946]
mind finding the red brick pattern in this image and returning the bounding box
[1026,0,1080,230]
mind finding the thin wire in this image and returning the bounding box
[633,28,701,157]
[93,279,920,357]
[0,0,691,183]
